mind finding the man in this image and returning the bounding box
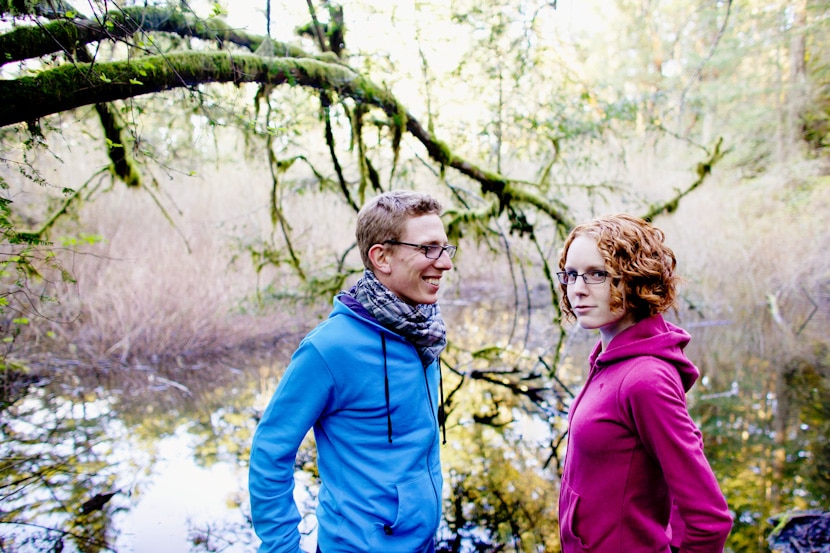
[249,190,456,553]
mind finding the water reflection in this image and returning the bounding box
[114,426,254,552]
[4,306,826,552]
[0,353,295,553]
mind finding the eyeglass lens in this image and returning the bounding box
[425,245,457,259]
[556,271,607,284]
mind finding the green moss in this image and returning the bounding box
[107,158,142,188]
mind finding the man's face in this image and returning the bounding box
[378,214,453,305]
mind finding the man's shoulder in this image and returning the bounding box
[303,306,377,350]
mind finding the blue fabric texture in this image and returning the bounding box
[249,297,443,553]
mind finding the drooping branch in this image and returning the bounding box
[642,137,726,221]
[93,102,141,187]
[0,51,571,226]
[14,168,103,240]
[404,115,574,227]
[299,0,359,210]
[69,39,143,188]
[0,6,312,67]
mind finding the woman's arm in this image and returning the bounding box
[624,361,733,553]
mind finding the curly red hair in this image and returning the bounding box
[558,214,679,322]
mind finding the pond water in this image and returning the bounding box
[3,338,555,553]
[0,353,323,553]
[113,426,255,552]
[1,293,561,553]
[4,311,826,553]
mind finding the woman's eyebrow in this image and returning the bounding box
[563,264,605,271]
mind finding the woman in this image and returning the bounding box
[556,214,732,553]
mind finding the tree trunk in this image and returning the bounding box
[786,0,808,156]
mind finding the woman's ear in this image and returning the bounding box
[368,243,392,275]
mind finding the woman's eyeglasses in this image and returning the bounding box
[556,270,609,285]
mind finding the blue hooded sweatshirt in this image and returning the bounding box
[249,297,443,553]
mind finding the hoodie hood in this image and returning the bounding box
[590,313,699,392]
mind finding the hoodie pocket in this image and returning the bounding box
[559,481,589,551]
[370,471,439,549]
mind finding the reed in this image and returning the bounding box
[6,129,827,378]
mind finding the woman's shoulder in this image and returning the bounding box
[615,355,686,396]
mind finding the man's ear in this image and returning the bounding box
[368,243,392,275]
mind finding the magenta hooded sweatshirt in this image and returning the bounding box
[559,314,732,553]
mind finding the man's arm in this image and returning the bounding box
[249,343,334,553]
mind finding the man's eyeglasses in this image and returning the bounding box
[384,240,457,260]
[556,270,609,285]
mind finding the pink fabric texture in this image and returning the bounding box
[559,314,732,553]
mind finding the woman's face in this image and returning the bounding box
[563,235,634,347]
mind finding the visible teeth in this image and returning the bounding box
[425,278,439,286]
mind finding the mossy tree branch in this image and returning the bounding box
[0,4,724,277]
[0,51,574,226]
[0,5,312,67]
[72,44,143,188]
[642,137,726,221]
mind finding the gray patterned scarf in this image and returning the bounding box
[348,269,447,367]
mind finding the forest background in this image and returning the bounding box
[0,0,828,552]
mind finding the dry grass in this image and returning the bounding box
[8,145,351,364]
[4,122,828,382]
[659,158,830,383]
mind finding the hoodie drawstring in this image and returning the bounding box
[439,362,446,445]
[382,333,447,446]
[382,334,393,444]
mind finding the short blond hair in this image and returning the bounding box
[356,191,444,269]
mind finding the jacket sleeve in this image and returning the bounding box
[622,361,733,553]
[249,340,335,553]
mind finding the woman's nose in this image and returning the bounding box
[570,277,590,294]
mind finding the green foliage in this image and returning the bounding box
[693,346,830,552]
[783,346,830,504]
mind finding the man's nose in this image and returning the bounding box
[434,250,453,269]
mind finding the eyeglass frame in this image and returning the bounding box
[383,240,458,260]
[556,270,609,285]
